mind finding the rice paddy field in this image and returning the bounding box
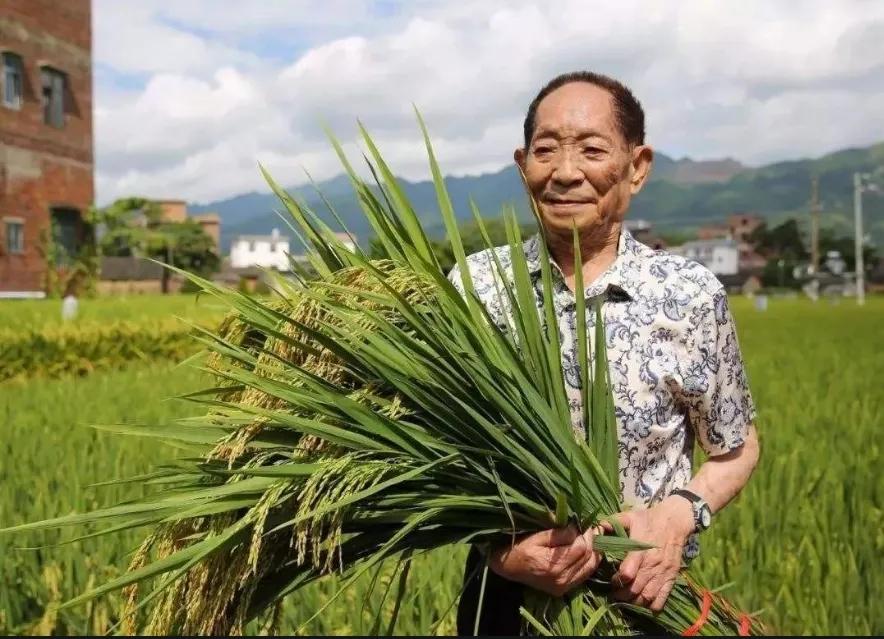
[0,294,881,635]
[0,294,227,329]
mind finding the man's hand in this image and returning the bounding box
[489,525,603,597]
[609,496,695,612]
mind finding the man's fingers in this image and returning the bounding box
[613,550,643,585]
[553,545,602,596]
[580,526,602,549]
[611,548,649,602]
[603,511,634,534]
[532,525,579,548]
[636,572,665,605]
[567,550,603,589]
[624,554,656,600]
[547,527,607,585]
[649,578,676,612]
[548,530,591,570]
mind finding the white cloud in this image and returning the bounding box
[94,3,258,76]
[94,0,884,205]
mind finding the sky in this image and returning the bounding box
[93,0,884,205]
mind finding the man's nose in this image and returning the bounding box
[550,148,583,186]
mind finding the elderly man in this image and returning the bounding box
[450,71,760,635]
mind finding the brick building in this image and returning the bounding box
[0,0,93,296]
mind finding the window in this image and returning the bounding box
[41,66,65,127]
[51,208,80,263]
[2,52,23,109]
[5,219,24,254]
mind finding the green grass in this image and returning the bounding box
[692,295,883,635]
[0,294,228,330]
[1,296,881,635]
[0,363,206,635]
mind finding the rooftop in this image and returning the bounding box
[233,234,291,243]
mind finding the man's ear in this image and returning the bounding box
[514,147,526,170]
[629,145,654,194]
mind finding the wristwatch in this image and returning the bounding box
[672,489,712,532]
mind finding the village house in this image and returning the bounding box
[671,238,740,275]
[695,213,766,271]
[230,228,292,272]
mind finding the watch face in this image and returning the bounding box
[700,506,712,528]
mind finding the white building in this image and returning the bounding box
[228,229,359,272]
[230,229,292,271]
[824,250,847,275]
[671,238,739,275]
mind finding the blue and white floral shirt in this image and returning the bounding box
[448,229,756,558]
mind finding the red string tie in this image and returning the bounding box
[738,613,751,636]
[682,589,713,636]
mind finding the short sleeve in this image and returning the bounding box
[683,288,756,456]
[446,262,466,296]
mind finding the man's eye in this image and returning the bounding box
[583,147,605,156]
[533,146,554,156]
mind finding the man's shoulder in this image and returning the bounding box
[630,241,726,304]
[449,242,518,281]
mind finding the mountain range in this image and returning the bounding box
[189,142,884,253]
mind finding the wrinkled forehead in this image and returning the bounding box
[532,82,620,143]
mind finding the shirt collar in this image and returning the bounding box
[522,228,642,301]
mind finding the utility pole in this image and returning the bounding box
[810,176,820,274]
[853,172,865,306]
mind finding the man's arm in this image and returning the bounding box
[611,425,760,611]
[609,286,759,611]
[683,423,760,514]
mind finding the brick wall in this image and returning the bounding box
[193,213,220,253]
[157,200,187,223]
[0,0,93,293]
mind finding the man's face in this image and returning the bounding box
[515,82,651,238]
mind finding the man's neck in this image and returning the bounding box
[545,221,622,294]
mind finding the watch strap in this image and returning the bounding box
[672,488,701,504]
[672,489,711,531]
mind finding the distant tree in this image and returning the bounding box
[92,197,162,258]
[760,256,801,289]
[151,219,220,277]
[748,219,807,260]
[818,227,878,274]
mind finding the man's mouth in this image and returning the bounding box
[542,197,594,206]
